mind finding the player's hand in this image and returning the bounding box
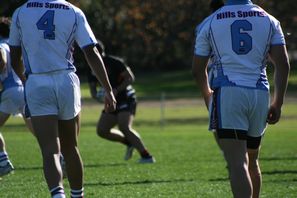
[204,89,213,110]
[104,91,116,112]
[267,103,281,124]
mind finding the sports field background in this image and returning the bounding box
[0,69,296,197]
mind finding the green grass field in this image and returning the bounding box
[1,70,297,197]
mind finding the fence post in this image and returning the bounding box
[160,92,165,128]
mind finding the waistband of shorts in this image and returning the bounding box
[28,68,75,76]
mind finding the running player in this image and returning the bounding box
[9,1,116,198]
[192,0,290,197]
[88,41,155,163]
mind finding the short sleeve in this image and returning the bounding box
[194,23,211,56]
[74,9,97,48]
[270,19,286,46]
[8,8,21,46]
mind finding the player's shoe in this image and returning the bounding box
[124,146,134,161]
[0,161,14,177]
[138,156,156,164]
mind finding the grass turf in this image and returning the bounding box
[0,98,296,197]
[1,69,297,197]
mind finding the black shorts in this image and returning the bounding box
[104,98,137,115]
[217,129,262,149]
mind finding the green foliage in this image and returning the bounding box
[1,0,296,70]
[80,0,208,70]
[75,0,297,71]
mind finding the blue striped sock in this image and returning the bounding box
[50,186,65,198]
[71,188,84,198]
[0,152,9,166]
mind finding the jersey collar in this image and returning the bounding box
[226,0,253,5]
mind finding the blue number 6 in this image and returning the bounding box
[231,20,252,55]
[36,10,55,40]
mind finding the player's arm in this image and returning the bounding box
[0,47,7,91]
[9,46,26,83]
[192,55,212,109]
[267,45,290,124]
[82,45,116,111]
[113,66,135,96]
[0,47,7,73]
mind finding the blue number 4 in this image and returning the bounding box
[231,20,252,55]
[36,10,55,40]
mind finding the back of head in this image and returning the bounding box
[210,0,225,12]
[0,17,11,38]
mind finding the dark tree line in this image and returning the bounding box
[1,0,296,73]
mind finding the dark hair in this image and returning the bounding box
[210,0,225,12]
[0,17,11,38]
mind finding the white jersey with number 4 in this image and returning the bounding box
[194,1,285,90]
[9,0,97,74]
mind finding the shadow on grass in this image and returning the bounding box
[261,156,297,161]
[15,163,126,171]
[208,177,229,182]
[16,166,42,171]
[84,163,127,168]
[85,178,195,187]
[262,170,297,175]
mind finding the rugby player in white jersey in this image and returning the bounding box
[192,0,290,197]
[9,1,116,198]
[0,18,34,177]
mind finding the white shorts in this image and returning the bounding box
[0,86,25,115]
[25,70,81,120]
[209,86,269,137]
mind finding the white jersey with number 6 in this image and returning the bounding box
[194,2,285,90]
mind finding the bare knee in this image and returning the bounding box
[61,144,78,157]
[96,125,110,138]
[118,125,131,134]
[248,149,261,175]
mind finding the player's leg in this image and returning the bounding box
[25,73,68,197]
[117,111,154,163]
[59,114,84,197]
[219,137,252,198]
[22,115,35,136]
[55,71,84,197]
[31,115,64,195]
[0,88,17,152]
[247,139,262,198]
[96,111,128,144]
[213,131,224,152]
[212,87,252,197]
[0,112,14,176]
[0,112,10,150]
[246,89,269,198]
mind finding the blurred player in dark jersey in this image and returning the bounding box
[88,41,155,163]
